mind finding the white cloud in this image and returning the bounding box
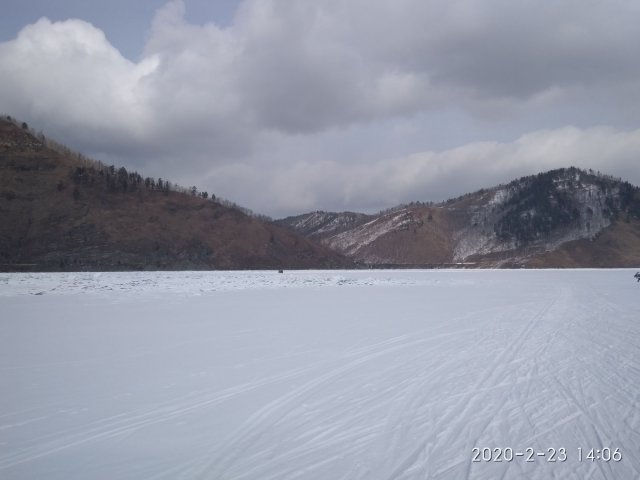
[0,18,157,149]
[0,0,639,216]
[219,126,640,216]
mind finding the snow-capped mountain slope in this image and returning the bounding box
[278,168,640,267]
[275,211,372,239]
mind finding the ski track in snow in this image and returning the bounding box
[0,269,639,480]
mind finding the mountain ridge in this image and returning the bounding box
[276,167,640,268]
[3,116,638,270]
[0,117,353,271]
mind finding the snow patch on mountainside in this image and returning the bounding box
[452,188,512,260]
[453,177,619,261]
[327,210,413,256]
[280,211,370,238]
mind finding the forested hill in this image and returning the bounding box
[493,168,639,244]
[277,167,640,268]
[0,117,353,271]
[3,115,638,270]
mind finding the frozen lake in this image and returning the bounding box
[1,269,639,479]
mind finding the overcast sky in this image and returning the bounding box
[1,0,639,217]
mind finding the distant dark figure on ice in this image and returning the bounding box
[635,272,640,282]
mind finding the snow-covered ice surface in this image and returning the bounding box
[1,269,639,480]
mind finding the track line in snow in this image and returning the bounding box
[0,361,338,470]
[194,325,482,479]
[385,297,559,480]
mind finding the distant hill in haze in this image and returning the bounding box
[277,167,640,268]
[0,117,353,271]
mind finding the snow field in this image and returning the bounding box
[0,269,639,479]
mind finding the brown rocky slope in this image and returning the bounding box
[277,168,640,268]
[0,118,352,271]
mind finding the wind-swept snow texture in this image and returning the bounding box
[1,270,639,480]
